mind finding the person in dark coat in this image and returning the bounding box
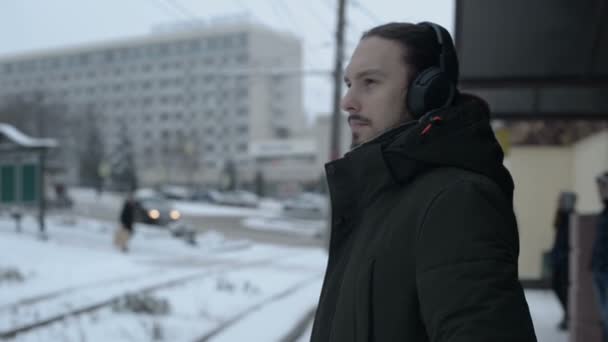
[120,192,136,233]
[592,172,608,342]
[550,191,577,330]
[117,192,135,252]
[310,22,537,342]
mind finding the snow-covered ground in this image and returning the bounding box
[526,290,568,342]
[0,212,568,342]
[69,188,123,213]
[0,214,325,341]
[173,200,282,218]
[242,217,325,238]
[296,319,315,342]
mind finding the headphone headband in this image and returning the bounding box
[416,21,458,83]
[406,21,459,119]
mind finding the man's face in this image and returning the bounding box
[342,36,413,148]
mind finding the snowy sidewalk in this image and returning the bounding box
[0,213,569,342]
[525,290,569,342]
[0,214,327,341]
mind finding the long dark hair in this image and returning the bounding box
[361,23,448,84]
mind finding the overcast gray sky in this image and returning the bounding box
[0,0,454,121]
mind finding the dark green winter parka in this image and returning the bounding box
[310,94,537,342]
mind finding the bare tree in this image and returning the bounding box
[0,91,75,182]
[221,159,237,191]
[158,129,203,186]
[77,108,105,188]
[110,118,138,191]
[177,131,202,186]
[0,91,69,139]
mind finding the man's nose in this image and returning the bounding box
[341,89,360,114]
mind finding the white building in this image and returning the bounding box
[312,113,351,171]
[249,138,318,195]
[232,112,353,196]
[0,22,304,188]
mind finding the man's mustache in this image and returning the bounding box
[347,115,371,124]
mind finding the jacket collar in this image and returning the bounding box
[324,122,422,215]
[324,143,393,249]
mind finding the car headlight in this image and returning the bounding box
[148,209,160,220]
[170,210,181,220]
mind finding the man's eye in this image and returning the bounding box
[364,79,376,86]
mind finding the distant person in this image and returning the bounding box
[96,181,103,197]
[592,172,608,341]
[550,191,577,330]
[54,183,71,207]
[310,22,536,341]
[115,192,136,252]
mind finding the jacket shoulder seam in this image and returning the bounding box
[415,177,477,242]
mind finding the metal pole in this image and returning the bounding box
[325,0,348,250]
[330,0,347,161]
[38,149,47,240]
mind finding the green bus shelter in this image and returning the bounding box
[0,123,57,235]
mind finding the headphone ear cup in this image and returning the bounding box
[407,68,442,119]
[407,67,456,119]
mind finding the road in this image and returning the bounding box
[71,194,326,249]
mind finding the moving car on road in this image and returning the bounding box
[133,195,181,226]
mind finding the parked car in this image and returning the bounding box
[282,193,328,218]
[193,190,259,208]
[190,189,221,203]
[158,185,190,200]
[221,190,259,208]
[134,188,160,199]
[133,195,181,226]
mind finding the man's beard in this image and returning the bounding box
[348,108,413,150]
[351,132,362,149]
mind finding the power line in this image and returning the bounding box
[303,2,333,29]
[232,0,250,11]
[274,0,304,33]
[267,0,298,35]
[323,0,363,42]
[231,0,257,20]
[350,0,382,25]
[321,0,336,12]
[161,0,198,19]
[145,0,186,20]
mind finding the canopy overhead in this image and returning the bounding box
[455,0,608,119]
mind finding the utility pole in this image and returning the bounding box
[325,0,348,250]
[330,0,347,161]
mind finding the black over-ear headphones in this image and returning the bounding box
[406,22,459,119]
